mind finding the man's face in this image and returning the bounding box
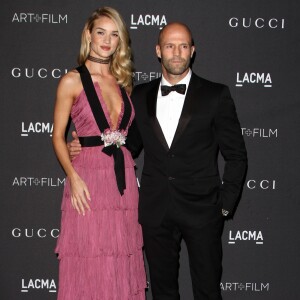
[156,24,195,76]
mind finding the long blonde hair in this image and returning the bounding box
[78,7,133,92]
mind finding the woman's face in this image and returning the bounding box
[88,16,120,59]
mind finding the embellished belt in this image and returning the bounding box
[79,136,126,196]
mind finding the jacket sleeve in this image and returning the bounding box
[126,118,143,158]
[125,86,144,158]
[214,85,248,214]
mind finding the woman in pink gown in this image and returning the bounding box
[52,7,146,299]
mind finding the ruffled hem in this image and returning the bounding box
[56,208,143,257]
[57,254,146,300]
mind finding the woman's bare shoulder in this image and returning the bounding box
[60,69,81,86]
[57,69,83,97]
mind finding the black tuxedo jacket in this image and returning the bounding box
[128,73,247,227]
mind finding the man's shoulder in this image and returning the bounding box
[133,77,160,93]
[131,78,160,106]
[192,73,228,91]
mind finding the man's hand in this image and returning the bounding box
[67,131,81,160]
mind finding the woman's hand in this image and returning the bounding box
[69,174,91,215]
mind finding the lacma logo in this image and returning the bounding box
[228,230,264,245]
[130,14,167,29]
[12,13,67,24]
[21,122,53,137]
[21,278,56,293]
[236,72,272,87]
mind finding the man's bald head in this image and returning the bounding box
[158,22,193,46]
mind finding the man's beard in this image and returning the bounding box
[161,57,190,75]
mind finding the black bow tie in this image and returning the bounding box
[161,84,186,96]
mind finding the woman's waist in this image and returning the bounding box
[72,146,135,169]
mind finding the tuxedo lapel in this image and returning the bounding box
[170,74,203,149]
[147,80,169,152]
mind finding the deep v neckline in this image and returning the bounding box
[76,64,132,136]
[94,81,124,131]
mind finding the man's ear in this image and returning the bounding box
[156,45,161,58]
[191,46,195,58]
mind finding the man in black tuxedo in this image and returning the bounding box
[69,22,247,300]
[127,22,247,300]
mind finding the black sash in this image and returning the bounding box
[76,65,132,196]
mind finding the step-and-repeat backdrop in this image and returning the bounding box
[1,0,299,299]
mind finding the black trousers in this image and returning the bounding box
[142,202,224,300]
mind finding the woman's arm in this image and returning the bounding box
[52,73,91,215]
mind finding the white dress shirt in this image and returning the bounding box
[156,69,192,147]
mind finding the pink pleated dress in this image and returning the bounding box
[55,81,146,300]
